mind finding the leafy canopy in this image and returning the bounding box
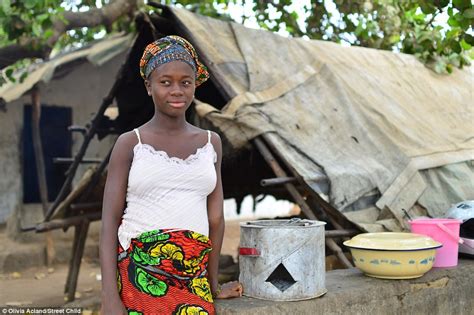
[0,0,473,86]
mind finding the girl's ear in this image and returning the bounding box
[144,80,151,96]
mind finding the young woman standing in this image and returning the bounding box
[100,35,242,314]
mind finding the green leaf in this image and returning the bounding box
[447,7,453,17]
[44,29,53,39]
[36,13,49,23]
[434,0,450,8]
[24,0,37,10]
[419,1,436,15]
[463,8,474,19]
[459,18,471,30]
[446,63,453,73]
[450,40,462,53]
[447,16,460,27]
[5,68,14,79]
[2,0,11,15]
[446,28,462,39]
[464,34,474,46]
[32,23,41,37]
[389,34,400,44]
[453,0,471,11]
[454,12,464,22]
[19,72,28,83]
[5,68,16,83]
[460,39,472,50]
[354,21,364,36]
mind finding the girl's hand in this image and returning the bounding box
[216,281,243,299]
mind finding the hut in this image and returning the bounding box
[1,4,472,300]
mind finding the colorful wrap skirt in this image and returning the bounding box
[117,229,215,315]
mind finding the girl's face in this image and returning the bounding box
[145,60,196,117]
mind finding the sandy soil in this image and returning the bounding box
[0,261,101,307]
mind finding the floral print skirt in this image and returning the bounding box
[117,229,215,315]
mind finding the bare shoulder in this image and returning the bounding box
[112,130,140,161]
[208,131,222,148]
[188,125,221,147]
[208,131,222,164]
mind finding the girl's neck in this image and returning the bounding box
[147,114,189,134]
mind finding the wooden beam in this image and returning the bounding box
[44,96,113,220]
[261,133,356,230]
[31,85,49,215]
[326,238,353,268]
[31,85,56,267]
[253,138,317,220]
[53,157,102,164]
[44,32,136,220]
[64,219,90,302]
[253,135,354,268]
[325,229,359,238]
[25,212,101,233]
[260,177,297,187]
[76,146,112,205]
[70,202,102,211]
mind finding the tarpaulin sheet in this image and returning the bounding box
[167,9,474,230]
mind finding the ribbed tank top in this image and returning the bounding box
[117,129,217,250]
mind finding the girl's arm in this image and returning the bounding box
[207,131,225,298]
[100,133,134,314]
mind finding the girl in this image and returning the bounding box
[100,35,242,314]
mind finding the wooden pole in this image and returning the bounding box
[253,138,317,220]
[77,146,112,204]
[44,95,114,220]
[44,31,137,220]
[31,85,56,267]
[31,85,48,214]
[325,229,359,238]
[31,212,101,233]
[253,136,353,268]
[260,177,297,187]
[65,219,90,302]
[261,133,357,230]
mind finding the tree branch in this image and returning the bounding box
[0,0,139,69]
[0,43,49,67]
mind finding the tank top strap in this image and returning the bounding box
[133,128,142,144]
[207,130,211,144]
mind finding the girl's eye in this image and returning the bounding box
[160,80,170,85]
[182,81,191,86]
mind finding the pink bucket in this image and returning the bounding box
[409,218,462,267]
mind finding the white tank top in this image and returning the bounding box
[117,128,217,250]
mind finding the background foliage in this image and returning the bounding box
[0,0,473,86]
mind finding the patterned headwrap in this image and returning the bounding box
[139,35,209,87]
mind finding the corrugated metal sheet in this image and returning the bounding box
[0,33,133,103]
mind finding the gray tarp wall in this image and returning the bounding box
[171,8,474,231]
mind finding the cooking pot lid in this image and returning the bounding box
[240,218,326,228]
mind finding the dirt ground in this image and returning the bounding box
[0,220,242,309]
[0,261,102,308]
